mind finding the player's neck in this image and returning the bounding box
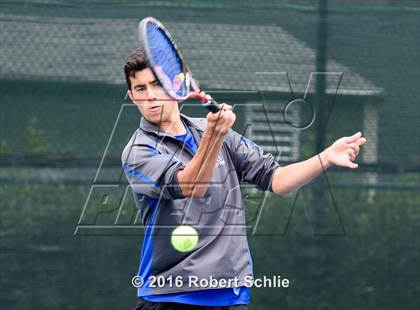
[159,116,186,137]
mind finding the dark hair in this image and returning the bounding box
[124,48,148,90]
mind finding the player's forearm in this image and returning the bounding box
[177,132,224,198]
[272,149,333,196]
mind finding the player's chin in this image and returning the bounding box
[148,111,166,124]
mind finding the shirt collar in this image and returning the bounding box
[139,113,205,137]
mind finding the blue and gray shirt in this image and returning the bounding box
[122,113,279,306]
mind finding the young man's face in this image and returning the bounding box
[128,68,179,125]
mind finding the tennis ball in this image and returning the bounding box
[171,225,198,252]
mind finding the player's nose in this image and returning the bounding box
[146,86,157,101]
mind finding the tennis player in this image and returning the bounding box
[122,48,367,310]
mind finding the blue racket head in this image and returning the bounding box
[138,17,190,100]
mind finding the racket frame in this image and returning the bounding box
[138,17,221,113]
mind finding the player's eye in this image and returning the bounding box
[134,87,145,93]
[152,81,161,87]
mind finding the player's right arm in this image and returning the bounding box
[176,104,236,198]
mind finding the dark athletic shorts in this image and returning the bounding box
[132,298,248,310]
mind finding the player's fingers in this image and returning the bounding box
[227,112,236,127]
[218,108,234,119]
[220,103,232,111]
[212,107,227,121]
[207,111,221,122]
[208,109,235,135]
[220,110,236,128]
[349,143,360,155]
[348,161,359,169]
[347,149,356,161]
[211,111,225,125]
[355,137,367,146]
[344,131,362,143]
[207,111,226,127]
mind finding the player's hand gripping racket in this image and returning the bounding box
[138,17,221,113]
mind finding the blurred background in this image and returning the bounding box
[1,0,419,309]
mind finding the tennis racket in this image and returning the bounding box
[138,17,221,113]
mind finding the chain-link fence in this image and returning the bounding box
[1,1,419,309]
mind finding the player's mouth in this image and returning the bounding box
[149,105,162,113]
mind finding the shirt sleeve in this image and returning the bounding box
[225,129,280,192]
[121,141,186,200]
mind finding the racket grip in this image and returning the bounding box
[202,95,222,113]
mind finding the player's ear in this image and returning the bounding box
[127,90,135,103]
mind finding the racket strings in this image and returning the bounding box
[147,24,187,98]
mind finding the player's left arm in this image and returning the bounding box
[271,132,367,196]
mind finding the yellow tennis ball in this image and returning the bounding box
[171,225,198,252]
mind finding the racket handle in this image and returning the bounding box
[201,95,222,113]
